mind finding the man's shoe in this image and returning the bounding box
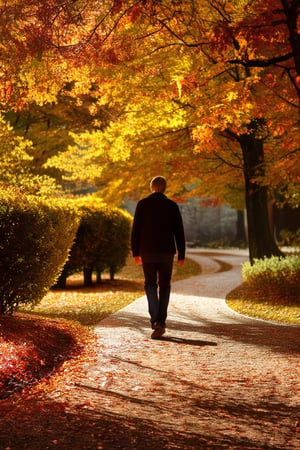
[151,321,161,330]
[151,323,166,339]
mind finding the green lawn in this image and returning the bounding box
[226,284,300,324]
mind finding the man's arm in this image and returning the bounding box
[174,205,186,261]
[131,201,143,259]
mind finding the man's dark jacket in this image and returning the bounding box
[131,192,186,260]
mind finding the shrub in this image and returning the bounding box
[278,228,300,248]
[0,188,79,314]
[242,255,300,302]
[99,206,132,280]
[56,197,132,287]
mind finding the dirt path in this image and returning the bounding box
[0,249,299,449]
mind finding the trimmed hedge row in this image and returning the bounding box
[0,188,79,314]
[55,197,132,287]
[242,255,300,301]
[0,190,133,313]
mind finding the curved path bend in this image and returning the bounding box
[82,249,300,449]
[1,249,299,450]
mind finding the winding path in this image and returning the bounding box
[1,249,299,449]
[75,249,300,449]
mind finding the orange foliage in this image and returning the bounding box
[0,314,87,399]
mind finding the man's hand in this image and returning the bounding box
[134,256,142,265]
[178,259,185,267]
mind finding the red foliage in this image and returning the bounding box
[130,5,142,22]
[112,0,124,14]
[0,314,83,400]
[102,48,120,65]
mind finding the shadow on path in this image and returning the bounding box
[104,308,300,355]
[155,336,218,346]
[0,393,289,450]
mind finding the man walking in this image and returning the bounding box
[131,176,186,339]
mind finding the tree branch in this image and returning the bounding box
[212,151,243,170]
[259,78,299,110]
[228,52,294,67]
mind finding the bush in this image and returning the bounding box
[100,206,133,280]
[56,197,132,287]
[0,188,79,314]
[242,255,300,301]
[278,228,300,248]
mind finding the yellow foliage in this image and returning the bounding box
[0,115,61,196]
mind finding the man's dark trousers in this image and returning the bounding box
[141,254,174,326]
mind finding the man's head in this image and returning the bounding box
[150,176,167,193]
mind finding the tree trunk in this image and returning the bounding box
[96,270,102,283]
[83,268,93,286]
[239,123,283,263]
[53,267,68,289]
[234,209,247,245]
[110,266,115,280]
[53,275,66,289]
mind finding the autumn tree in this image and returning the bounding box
[92,0,299,262]
[0,0,129,190]
[0,114,62,196]
[1,0,299,262]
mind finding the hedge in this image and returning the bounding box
[56,197,132,287]
[242,255,300,301]
[0,188,79,314]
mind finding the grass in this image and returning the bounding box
[31,253,298,326]
[25,279,145,326]
[20,256,201,326]
[226,284,300,324]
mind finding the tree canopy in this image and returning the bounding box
[36,0,299,204]
[0,0,299,259]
